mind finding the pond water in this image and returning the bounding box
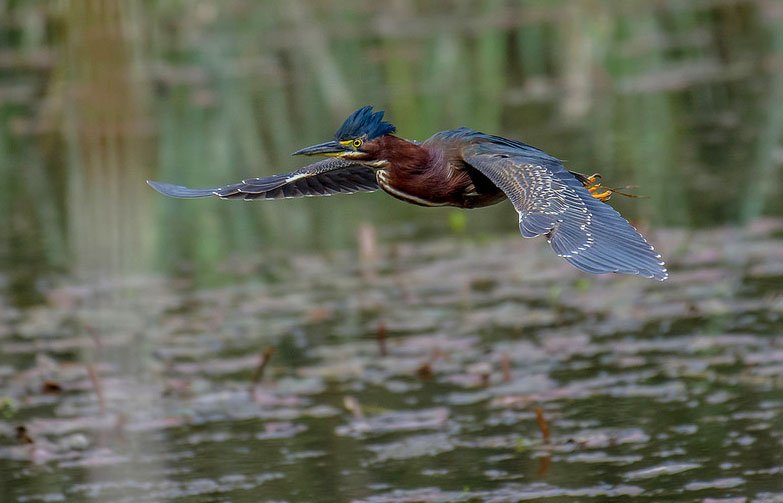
[2,219,782,502]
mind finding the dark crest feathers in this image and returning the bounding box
[334,106,396,141]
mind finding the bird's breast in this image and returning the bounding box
[376,169,449,207]
[376,163,505,209]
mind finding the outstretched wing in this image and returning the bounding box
[464,141,667,280]
[148,158,378,200]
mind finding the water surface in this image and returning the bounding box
[2,220,782,501]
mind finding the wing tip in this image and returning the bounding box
[146,180,167,193]
[147,180,216,199]
[641,265,668,281]
[581,264,669,281]
[647,242,669,281]
[561,245,669,281]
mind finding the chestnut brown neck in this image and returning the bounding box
[367,135,433,172]
[368,135,472,207]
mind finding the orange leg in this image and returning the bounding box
[589,188,613,202]
[582,173,613,202]
[578,172,642,202]
[584,173,602,186]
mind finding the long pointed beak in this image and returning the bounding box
[292,140,351,157]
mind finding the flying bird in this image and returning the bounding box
[148,106,667,280]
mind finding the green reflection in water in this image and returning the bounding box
[0,0,781,290]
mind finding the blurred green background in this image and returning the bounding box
[1,0,782,292]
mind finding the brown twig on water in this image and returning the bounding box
[83,321,103,350]
[500,353,512,383]
[535,406,550,445]
[16,425,34,445]
[415,361,433,380]
[472,362,492,388]
[113,413,128,442]
[86,363,106,415]
[249,347,275,395]
[41,380,63,394]
[416,348,442,380]
[537,452,551,478]
[376,320,387,357]
[357,222,379,283]
[343,395,365,420]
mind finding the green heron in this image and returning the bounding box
[149,106,667,280]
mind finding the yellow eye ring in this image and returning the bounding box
[352,138,363,149]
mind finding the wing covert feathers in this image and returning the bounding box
[464,143,667,280]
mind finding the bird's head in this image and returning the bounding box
[292,106,396,161]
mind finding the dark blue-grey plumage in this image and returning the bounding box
[334,106,396,141]
[446,129,667,280]
[147,158,378,200]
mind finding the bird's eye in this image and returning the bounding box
[352,138,363,149]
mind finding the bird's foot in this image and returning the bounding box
[590,188,614,202]
[583,173,614,202]
[584,173,602,185]
[582,173,643,202]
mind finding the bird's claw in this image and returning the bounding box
[583,173,614,202]
[590,188,614,202]
[580,172,644,202]
[585,173,602,184]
